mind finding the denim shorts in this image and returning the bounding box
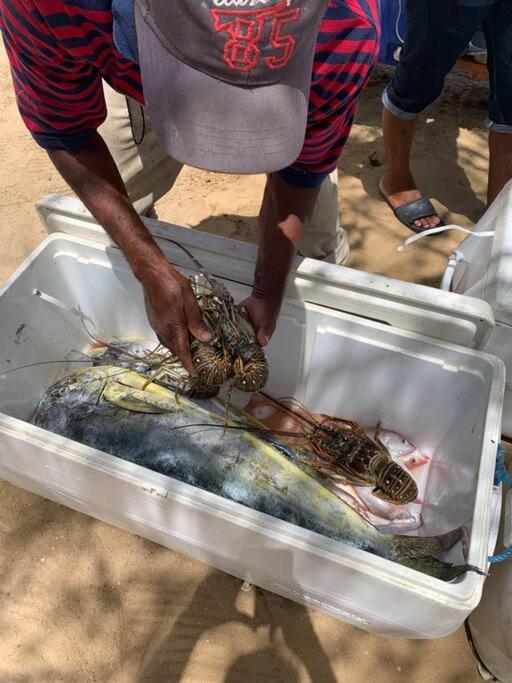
[382,0,512,132]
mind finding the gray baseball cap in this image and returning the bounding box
[134,0,328,174]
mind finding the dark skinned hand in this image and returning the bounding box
[143,266,211,375]
[239,291,281,347]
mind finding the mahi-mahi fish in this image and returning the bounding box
[33,365,473,581]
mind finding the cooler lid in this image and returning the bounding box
[36,193,495,349]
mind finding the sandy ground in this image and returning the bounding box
[0,42,498,682]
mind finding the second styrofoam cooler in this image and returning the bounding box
[467,487,512,682]
[0,195,504,639]
[443,182,512,677]
[442,179,512,437]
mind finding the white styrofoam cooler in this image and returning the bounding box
[439,181,512,676]
[442,179,512,437]
[0,196,505,639]
[467,489,512,682]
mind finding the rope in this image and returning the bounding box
[494,444,512,487]
[488,546,512,564]
[488,445,512,563]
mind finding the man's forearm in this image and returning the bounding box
[48,132,211,370]
[255,173,321,302]
[240,173,321,345]
[49,132,171,285]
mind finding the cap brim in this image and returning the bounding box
[135,5,312,174]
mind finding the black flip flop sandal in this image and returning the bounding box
[380,192,445,234]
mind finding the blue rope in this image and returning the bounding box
[489,546,512,564]
[494,444,512,487]
[488,444,512,564]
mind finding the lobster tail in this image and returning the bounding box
[190,340,233,386]
[233,344,269,392]
[376,461,418,504]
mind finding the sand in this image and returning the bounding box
[0,42,496,681]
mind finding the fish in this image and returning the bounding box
[32,365,474,581]
[323,481,372,521]
[322,479,423,533]
[351,486,423,533]
[365,427,431,471]
[399,451,431,471]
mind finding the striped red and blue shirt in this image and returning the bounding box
[0,0,379,186]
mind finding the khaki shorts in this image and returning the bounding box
[99,82,348,265]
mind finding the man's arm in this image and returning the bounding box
[50,132,211,373]
[242,173,321,346]
[244,0,381,344]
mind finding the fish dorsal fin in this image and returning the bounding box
[103,382,171,413]
[103,375,175,414]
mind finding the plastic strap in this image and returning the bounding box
[440,250,463,292]
[397,225,495,252]
[488,445,512,564]
[33,289,94,324]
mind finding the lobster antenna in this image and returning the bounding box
[0,358,94,377]
[160,422,305,438]
[110,336,164,361]
[259,392,318,428]
[80,314,167,364]
[79,310,111,349]
[33,291,166,369]
[164,239,208,276]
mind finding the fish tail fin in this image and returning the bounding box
[392,526,465,560]
[401,557,485,582]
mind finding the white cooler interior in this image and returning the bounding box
[0,233,505,637]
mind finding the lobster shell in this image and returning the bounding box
[190,340,233,387]
[232,344,269,392]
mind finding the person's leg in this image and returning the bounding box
[98,81,183,217]
[298,169,349,265]
[381,0,490,229]
[488,131,512,204]
[482,2,512,205]
[380,111,426,222]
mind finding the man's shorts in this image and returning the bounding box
[382,0,512,133]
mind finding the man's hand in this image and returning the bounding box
[239,292,280,347]
[143,267,211,374]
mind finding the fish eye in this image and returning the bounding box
[58,387,67,396]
